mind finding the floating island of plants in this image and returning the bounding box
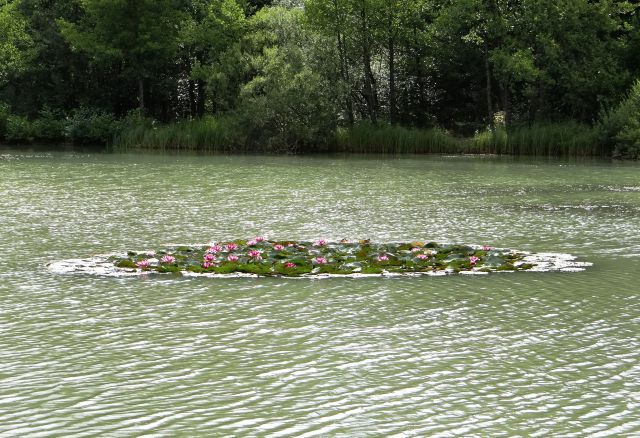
[48,237,591,278]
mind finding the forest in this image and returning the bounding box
[1,0,640,157]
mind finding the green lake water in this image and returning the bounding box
[0,150,639,436]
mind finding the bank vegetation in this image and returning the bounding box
[1,0,639,158]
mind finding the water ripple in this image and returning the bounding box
[0,153,639,435]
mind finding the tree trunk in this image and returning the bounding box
[186,57,196,118]
[484,44,493,127]
[412,25,425,125]
[338,32,355,125]
[360,1,377,124]
[340,37,355,126]
[138,77,145,114]
[333,0,354,125]
[196,79,206,117]
[188,79,196,118]
[389,34,397,124]
[536,80,545,122]
[500,83,510,126]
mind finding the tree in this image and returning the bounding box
[239,5,339,151]
[306,0,355,124]
[429,0,636,127]
[0,0,34,87]
[185,0,247,116]
[59,0,184,113]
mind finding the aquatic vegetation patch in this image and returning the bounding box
[48,238,592,278]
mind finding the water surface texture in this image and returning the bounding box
[1,151,639,436]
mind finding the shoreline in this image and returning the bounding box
[0,142,622,160]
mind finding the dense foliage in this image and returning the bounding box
[1,0,639,155]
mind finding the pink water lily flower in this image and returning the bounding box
[469,256,480,266]
[482,245,492,251]
[410,247,422,253]
[226,243,238,251]
[136,259,151,268]
[273,244,285,251]
[202,261,213,269]
[227,255,239,262]
[247,240,258,246]
[255,236,265,242]
[377,255,389,262]
[284,262,296,268]
[416,254,429,260]
[248,250,263,260]
[204,253,216,262]
[313,239,327,247]
[206,246,219,254]
[312,257,328,265]
[160,255,175,264]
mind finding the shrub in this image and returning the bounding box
[238,62,338,153]
[598,79,640,158]
[65,107,120,144]
[5,114,33,142]
[237,6,339,153]
[0,103,9,139]
[616,119,640,159]
[32,106,65,142]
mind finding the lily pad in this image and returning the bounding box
[47,238,593,278]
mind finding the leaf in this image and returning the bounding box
[116,259,137,269]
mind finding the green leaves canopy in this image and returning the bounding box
[0,1,35,86]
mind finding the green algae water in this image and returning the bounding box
[1,150,639,436]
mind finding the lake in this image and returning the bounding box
[1,150,639,436]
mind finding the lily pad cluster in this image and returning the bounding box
[110,237,535,277]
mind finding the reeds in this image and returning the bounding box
[114,116,243,152]
[334,122,462,154]
[469,122,603,157]
[113,118,607,157]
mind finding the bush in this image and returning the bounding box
[32,106,65,142]
[237,6,339,153]
[616,119,640,159]
[0,103,9,139]
[5,114,33,142]
[65,107,120,144]
[598,79,640,158]
[238,61,338,153]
